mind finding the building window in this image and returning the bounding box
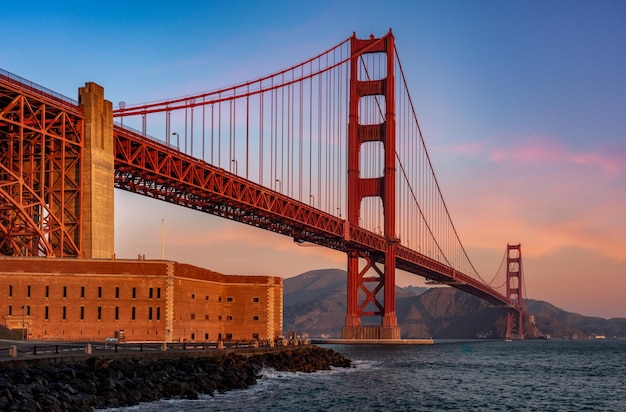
[62,306,67,320]
[218,315,222,321]
[115,287,120,299]
[148,307,153,320]
[44,306,48,320]
[156,307,161,320]
[27,286,31,298]
[226,296,233,302]
[97,307,102,320]
[80,307,85,320]
[81,286,85,298]
[190,313,195,320]
[157,288,161,299]
[149,288,153,299]
[205,333,209,340]
[252,297,260,303]
[225,333,233,341]
[115,307,119,320]
[191,333,195,340]
[45,286,49,298]
[8,306,11,316]
[226,315,233,321]
[98,287,102,299]
[253,316,259,321]
[132,287,136,299]
[131,307,136,320]
[252,333,259,340]
[27,306,30,316]
[205,295,209,301]
[218,296,222,302]
[63,286,67,298]
[191,293,195,300]
[9,285,12,297]
[205,314,209,320]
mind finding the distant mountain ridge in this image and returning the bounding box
[284,269,626,339]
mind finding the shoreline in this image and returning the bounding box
[312,338,434,345]
[0,345,351,411]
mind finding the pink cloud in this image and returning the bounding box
[488,137,625,177]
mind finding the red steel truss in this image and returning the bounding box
[0,71,83,257]
[114,125,351,250]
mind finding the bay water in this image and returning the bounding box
[114,339,625,411]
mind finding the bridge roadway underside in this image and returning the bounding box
[114,126,517,313]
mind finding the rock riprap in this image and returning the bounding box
[0,346,351,411]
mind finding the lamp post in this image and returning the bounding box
[275,179,282,193]
[161,218,165,260]
[119,101,126,127]
[20,305,25,340]
[172,132,180,150]
[231,159,238,175]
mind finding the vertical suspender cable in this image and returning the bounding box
[259,92,264,185]
[202,98,206,161]
[246,87,249,179]
[211,104,214,164]
[309,62,313,205]
[218,97,222,168]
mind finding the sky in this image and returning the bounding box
[3,1,625,319]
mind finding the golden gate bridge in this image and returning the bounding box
[0,30,525,339]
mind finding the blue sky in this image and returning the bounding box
[3,1,625,318]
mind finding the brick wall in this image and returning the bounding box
[0,257,283,342]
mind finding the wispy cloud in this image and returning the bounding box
[488,137,625,177]
[442,135,625,177]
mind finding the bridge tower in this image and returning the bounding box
[343,31,400,340]
[505,243,524,340]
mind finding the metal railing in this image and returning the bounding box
[0,338,309,360]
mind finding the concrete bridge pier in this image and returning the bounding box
[79,83,115,259]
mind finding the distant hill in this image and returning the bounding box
[526,300,626,339]
[284,269,626,339]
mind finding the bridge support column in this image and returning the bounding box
[505,244,524,340]
[79,83,115,259]
[343,30,400,340]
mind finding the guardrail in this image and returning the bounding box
[0,338,309,360]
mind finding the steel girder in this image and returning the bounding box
[0,76,83,257]
[114,125,356,252]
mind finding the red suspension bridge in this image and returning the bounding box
[0,30,525,339]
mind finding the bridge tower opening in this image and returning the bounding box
[343,31,400,340]
[505,243,524,340]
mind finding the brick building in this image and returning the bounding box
[0,257,283,343]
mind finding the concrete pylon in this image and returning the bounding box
[79,83,115,258]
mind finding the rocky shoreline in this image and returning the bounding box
[0,345,351,411]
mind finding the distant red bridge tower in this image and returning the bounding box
[506,243,524,340]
